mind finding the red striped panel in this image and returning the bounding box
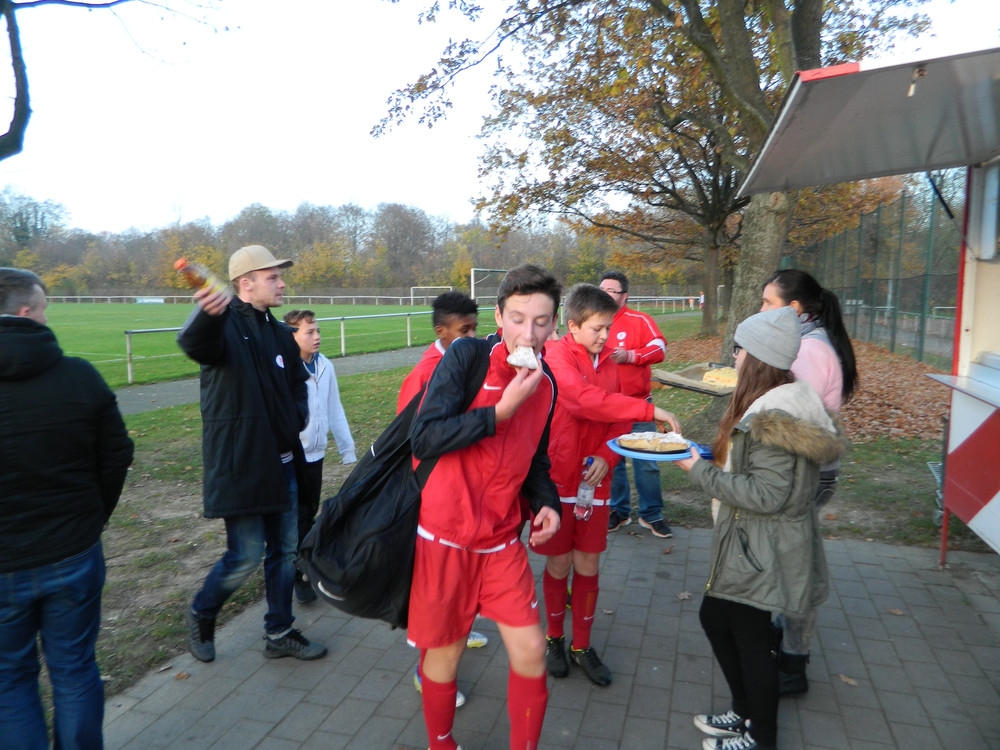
[944,409,1000,523]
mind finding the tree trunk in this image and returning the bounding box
[722,191,790,347]
[700,241,720,336]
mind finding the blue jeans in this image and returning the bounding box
[0,541,106,750]
[610,418,664,522]
[193,462,299,635]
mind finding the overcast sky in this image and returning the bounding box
[0,0,997,235]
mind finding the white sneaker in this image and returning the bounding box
[466,630,488,648]
[413,668,466,708]
[702,732,759,750]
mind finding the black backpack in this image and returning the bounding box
[296,341,490,629]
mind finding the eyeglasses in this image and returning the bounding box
[733,344,743,357]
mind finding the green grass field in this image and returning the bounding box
[46,301,695,390]
[47,302,441,389]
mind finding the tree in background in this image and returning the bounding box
[380,0,929,346]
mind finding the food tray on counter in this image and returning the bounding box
[652,362,736,396]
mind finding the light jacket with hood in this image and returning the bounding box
[690,380,846,617]
[299,351,355,464]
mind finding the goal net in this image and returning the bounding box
[410,286,453,305]
[470,268,508,306]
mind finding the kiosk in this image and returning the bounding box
[739,46,1000,564]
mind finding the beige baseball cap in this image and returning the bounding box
[228,245,293,281]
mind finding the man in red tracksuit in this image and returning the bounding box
[407,265,563,750]
[599,270,673,538]
[535,284,680,687]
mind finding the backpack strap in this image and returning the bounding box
[413,340,491,488]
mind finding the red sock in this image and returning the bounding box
[508,668,548,749]
[419,657,458,750]
[570,572,599,651]
[542,569,568,639]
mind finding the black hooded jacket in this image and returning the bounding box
[177,298,308,518]
[0,316,134,573]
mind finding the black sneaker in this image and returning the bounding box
[702,732,759,750]
[264,629,328,660]
[187,609,216,663]
[569,645,612,686]
[294,579,317,604]
[546,636,569,678]
[694,709,746,738]
[638,517,673,538]
[607,511,632,532]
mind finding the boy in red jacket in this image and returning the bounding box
[534,284,680,686]
[408,265,563,750]
[397,291,479,412]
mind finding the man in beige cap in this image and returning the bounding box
[177,245,327,662]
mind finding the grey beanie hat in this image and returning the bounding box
[734,307,801,370]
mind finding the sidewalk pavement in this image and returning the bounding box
[104,524,1000,749]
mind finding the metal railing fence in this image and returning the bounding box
[788,171,965,370]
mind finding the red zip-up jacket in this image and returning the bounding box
[609,306,667,400]
[397,340,445,413]
[410,335,560,550]
[545,334,653,499]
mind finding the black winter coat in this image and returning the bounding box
[177,298,308,518]
[0,317,134,573]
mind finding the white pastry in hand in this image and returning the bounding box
[506,345,538,370]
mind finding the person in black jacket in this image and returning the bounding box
[178,245,326,663]
[0,267,135,750]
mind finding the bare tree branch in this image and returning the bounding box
[0,1,31,161]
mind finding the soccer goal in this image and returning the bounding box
[410,286,453,306]
[470,268,508,306]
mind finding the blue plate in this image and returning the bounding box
[607,438,693,462]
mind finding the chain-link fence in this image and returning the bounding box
[789,170,965,370]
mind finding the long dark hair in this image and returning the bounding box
[711,353,794,466]
[764,269,858,403]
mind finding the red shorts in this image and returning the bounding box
[531,500,609,556]
[407,533,541,649]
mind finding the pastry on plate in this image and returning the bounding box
[617,431,689,452]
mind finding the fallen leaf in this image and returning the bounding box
[824,513,837,521]
[885,608,904,616]
[677,591,693,600]
[662,546,674,555]
[175,672,190,680]
[837,674,858,686]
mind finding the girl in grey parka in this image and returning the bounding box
[673,306,846,750]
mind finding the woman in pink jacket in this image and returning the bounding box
[760,268,857,695]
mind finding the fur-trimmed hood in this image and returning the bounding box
[737,379,846,467]
[742,409,846,467]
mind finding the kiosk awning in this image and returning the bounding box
[739,47,1000,196]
